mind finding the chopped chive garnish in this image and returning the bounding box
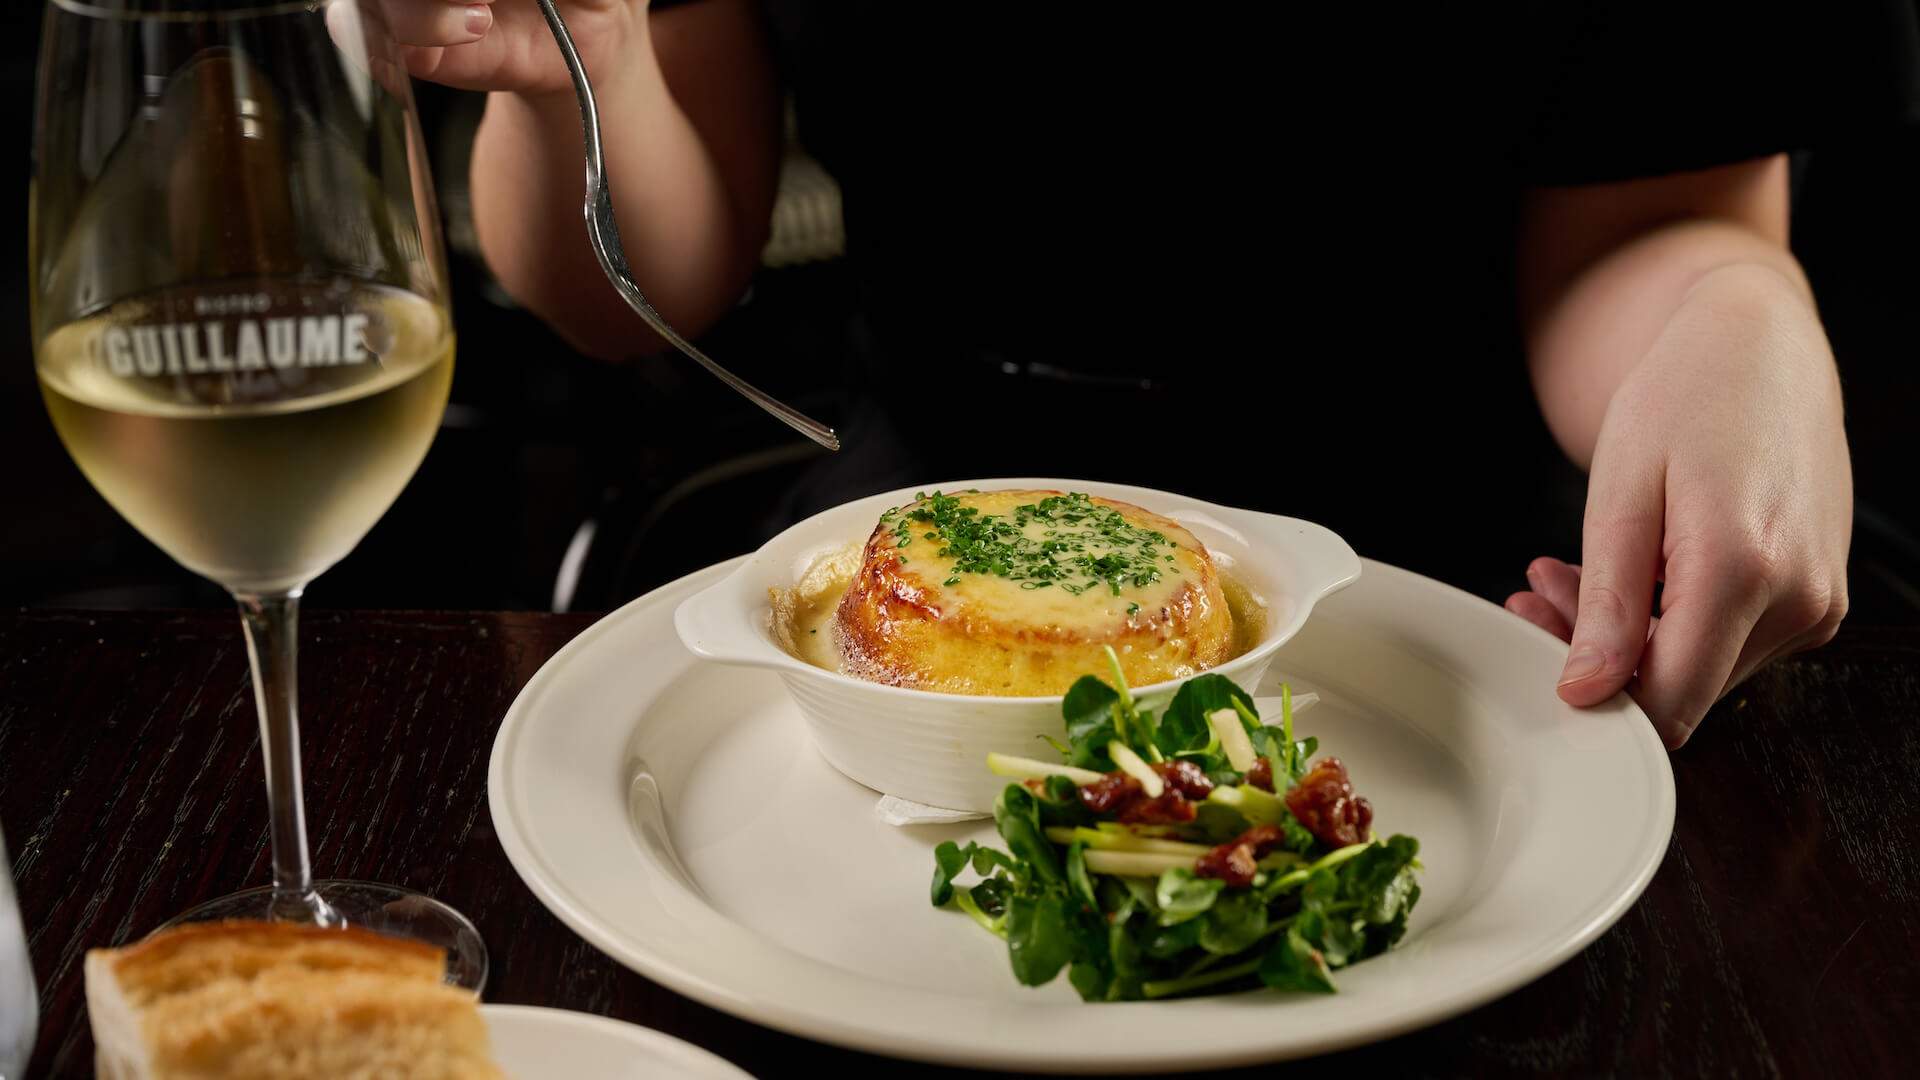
[880,491,1173,600]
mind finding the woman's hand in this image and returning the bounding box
[354,0,645,96]
[1506,263,1852,748]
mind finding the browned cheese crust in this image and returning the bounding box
[833,490,1235,695]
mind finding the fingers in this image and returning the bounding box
[384,0,495,47]
[1526,556,1582,627]
[1505,591,1574,641]
[402,45,448,79]
[1632,544,1770,748]
[326,0,421,99]
[1718,572,1849,697]
[1559,466,1665,708]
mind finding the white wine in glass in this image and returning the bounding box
[31,0,483,986]
[38,286,454,593]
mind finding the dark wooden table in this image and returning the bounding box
[3,609,1916,1078]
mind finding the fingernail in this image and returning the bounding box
[465,5,492,37]
[1525,565,1543,590]
[1559,647,1604,686]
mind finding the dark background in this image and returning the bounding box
[2,4,1916,623]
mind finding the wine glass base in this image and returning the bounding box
[157,880,488,992]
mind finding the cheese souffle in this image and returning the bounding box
[822,489,1246,695]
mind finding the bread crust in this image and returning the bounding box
[86,920,502,1080]
[94,920,443,999]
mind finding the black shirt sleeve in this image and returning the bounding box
[1513,0,1920,184]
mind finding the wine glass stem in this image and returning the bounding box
[234,590,341,928]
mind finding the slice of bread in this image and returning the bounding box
[86,920,503,1079]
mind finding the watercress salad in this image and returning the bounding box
[929,649,1422,1001]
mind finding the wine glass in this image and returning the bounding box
[31,0,484,988]
[0,825,34,1080]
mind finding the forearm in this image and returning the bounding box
[469,15,763,360]
[1510,161,1852,744]
[1524,219,1827,469]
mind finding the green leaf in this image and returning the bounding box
[1068,730,1119,774]
[1292,908,1362,969]
[1144,918,1204,959]
[1155,674,1257,760]
[1107,918,1147,1001]
[1247,724,1283,771]
[1153,703,1211,762]
[1155,868,1226,925]
[1061,657,1186,769]
[1068,958,1110,1001]
[1005,895,1076,986]
[1132,705,1163,760]
[1301,867,1342,911]
[1192,800,1252,843]
[1258,925,1338,994]
[1341,835,1421,919]
[931,841,975,907]
[1063,675,1121,742]
[1280,811,1317,854]
[970,877,1011,918]
[1064,903,1117,1001]
[1200,763,1242,789]
[1095,876,1135,916]
[1362,881,1420,958]
[1338,834,1422,958]
[1066,840,1099,909]
[994,784,1064,889]
[1292,735,1319,783]
[970,845,1018,878]
[1034,774,1095,829]
[1198,888,1270,955]
[1244,725,1290,792]
[1120,876,1162,914]
[1042,774,1080,803]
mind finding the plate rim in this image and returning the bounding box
[479,1003,753,1078]
[489,555,1676,1071]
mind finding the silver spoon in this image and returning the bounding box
[533,0,840,451]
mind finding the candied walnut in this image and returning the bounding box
[1245,757,1275,792]
[1116,791,1198,825]
[1195,824,1287,887]
[1078,772,1143,816]
[1284,756,1373,847]
[1079,761,1204,823]
[1153,759,1215,800]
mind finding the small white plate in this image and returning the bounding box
[489,557,1674,1072]
[482,1005,751,1079]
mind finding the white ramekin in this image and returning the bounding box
[673,478,1360,812]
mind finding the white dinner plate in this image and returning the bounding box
[482,1005,752,1079]
[489,556,1674,1072]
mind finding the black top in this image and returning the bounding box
[731,3,1919,583]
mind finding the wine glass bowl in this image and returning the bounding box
[31,0,483,987]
